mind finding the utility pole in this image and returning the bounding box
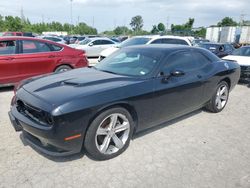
[239,13,246,27]
[166,16,169,34]
[70,0,73,34]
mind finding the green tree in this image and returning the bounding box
[217,17,237,26]
[130,15,143,33]
[157,23,165,33]
[171,18,195,35]
[4,16,23,31]
[151,25,159,34]
[114,26,130,35]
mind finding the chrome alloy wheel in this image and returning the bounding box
[215,84,228,110]
[95,113,130,155]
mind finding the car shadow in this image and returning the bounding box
[238,81,250,88]
[0,86,14,92]
[19,133,85,162]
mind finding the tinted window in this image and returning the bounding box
[101,40,115,45]
[165,51,205,72]
[192,52,212,65]
[119,37,151,48]
[44,37,61,42]
[22,40,51,53]
[92,40,103,45]
[16,33,22,36]
[51,44,62,51]
[152,38,188,46]
[0,40,16,55]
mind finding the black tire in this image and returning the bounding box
[54,65,72,73]
[205,81,229,113]
[84,107,134,160]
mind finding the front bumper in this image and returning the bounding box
[9,106,83,157]
[240,65,250,83]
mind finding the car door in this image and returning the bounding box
[150,50,206,126]
[87,39,102,57]
[0,40,20,84]
[13,40,55,81]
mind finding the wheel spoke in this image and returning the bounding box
[110,114,118,128]
[220,86,226,95]
[112,134,124,149]
[217,99,223,109]
[96,127,108,135]
[114,122,129,133]
[220,95,227,101]
[100,135,111,153]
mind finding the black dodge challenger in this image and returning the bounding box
[9,45,240,160]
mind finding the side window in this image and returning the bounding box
[22,40,51,53]
[101,40,114,45]
[0,40,16,55]
[92,40,102,45]
[164,51,201,72]
[51,44,62,51]
[161,39,189,46]
[16,33,22,36]
[176,39,189,45]
[192,52,212,66]
[150,39,163,44]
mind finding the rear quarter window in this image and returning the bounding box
[0,40,17,55]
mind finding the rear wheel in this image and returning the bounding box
[54,65,72,73]
[84,107,134,160]
[205,81,229,113]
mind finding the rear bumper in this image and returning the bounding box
[9,106,83,157]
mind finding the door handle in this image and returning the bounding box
[48,55,55,58]
[197,75,202,79]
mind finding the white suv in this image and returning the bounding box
[98,35,192,61]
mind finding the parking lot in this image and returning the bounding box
[0,84,249,188]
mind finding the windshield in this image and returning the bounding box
[80,38,91,45]
[232,47,250,56]
[119,37,152,48]
[95,48,163,77]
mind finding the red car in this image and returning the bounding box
[0,37,88,86]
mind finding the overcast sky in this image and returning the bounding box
[1,0,250,32]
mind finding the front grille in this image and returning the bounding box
[16,100,53,126]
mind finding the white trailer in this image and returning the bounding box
[205,27,220,42]
[219,26,236,43]
[239,26,250,44]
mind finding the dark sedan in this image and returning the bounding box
[9,45,240,160]
[198,42,234,58]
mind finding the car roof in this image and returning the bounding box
[0,36,66,46]
[125,44,193,52]
[88,37,113,41]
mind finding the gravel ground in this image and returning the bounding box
[0,84,250,188]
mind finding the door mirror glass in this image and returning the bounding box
[89,43,93,47]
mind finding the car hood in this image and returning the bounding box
[22,68,137,107]
[222,55,250,66]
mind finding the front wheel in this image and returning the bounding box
[84,107,134,160]
[205,81,229,113]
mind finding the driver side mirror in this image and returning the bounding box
[89,43,94,47]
